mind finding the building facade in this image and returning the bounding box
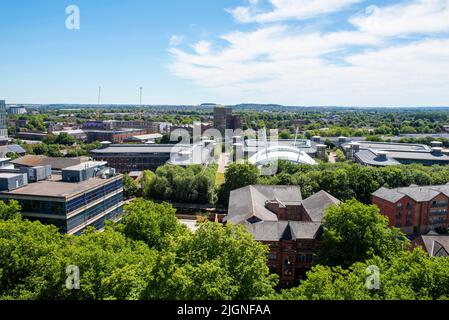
[373,185,449,235]
[91,142,214,173]
[213,106,243,138]
[86,129,147,143]
[0,100,8,139]
[226,185,340,287]
[0,161,124,235]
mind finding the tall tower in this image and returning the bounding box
[0,100,8,139]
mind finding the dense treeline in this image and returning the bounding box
[217,161,449,206]
[3,198,449,300]
[141,164,218,205]
[0,199,276,300]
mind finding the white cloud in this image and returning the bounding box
[350,0,449,37]
[170,35,185,46]
[228,0,363,23]
[169,1,449,106]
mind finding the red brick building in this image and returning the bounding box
[372,185,449,235]
[226,185,340,287]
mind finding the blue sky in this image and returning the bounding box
[1,0,449,106]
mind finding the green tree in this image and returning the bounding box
[119,199,185,251]
[123,174,138,198]
[318,199,408,268]
[218,163,260,206]
[0,200,21,221]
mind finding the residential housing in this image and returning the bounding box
[373,185,449,235]
[225,185,340,287]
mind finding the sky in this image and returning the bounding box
[1,0,449,107]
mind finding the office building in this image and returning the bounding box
[0,161,123,235]
[373,185,449,235]
[91,141,214,173]
[226,185,340,287]
[213,106,243,138]
[86,128,147,144]
[342,141,449,166]
[7,105,27,115]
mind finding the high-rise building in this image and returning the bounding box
[213,106,232,136]
[0,100,8,139]
[213,106,243,138]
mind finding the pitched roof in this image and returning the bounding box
[245,221,322,241]
[373,185,449,203]
[419,235,449,257]
[225,185,302,225]
[0,145,26,157]
[11,155,90,170]
[301,190,340,222]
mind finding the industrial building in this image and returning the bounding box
[91,141,215,173]
[0,160,123,235]
[342,140,449,166]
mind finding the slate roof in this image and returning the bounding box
[301,190,340,222]
[419,235,449,257]
[373,185,449,203]
[226,185,336,241]
[245,221,322,241]
[225,185,302,225]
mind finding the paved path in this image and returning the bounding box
[217,153,231,173]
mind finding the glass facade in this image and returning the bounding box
[5,178,124,234]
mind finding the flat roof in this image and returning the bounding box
[0,172,23,178]
[0,176,121,199]
[64,161,107,171]
[91,144,194,154]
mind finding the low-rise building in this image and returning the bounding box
[91,141,214,173]
[86,128,147,144]
[373,185,449,235]
[342,141,449,166]
[0,161,123,235]
[11,155,90,170]
[226,185,340,287]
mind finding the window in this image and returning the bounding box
[268,252,277,260]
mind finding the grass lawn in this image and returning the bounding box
[215,172,225,187]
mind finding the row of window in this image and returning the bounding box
[67,193,123,232]
[267,252,314,265]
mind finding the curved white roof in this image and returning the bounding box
[248,146,317,166]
